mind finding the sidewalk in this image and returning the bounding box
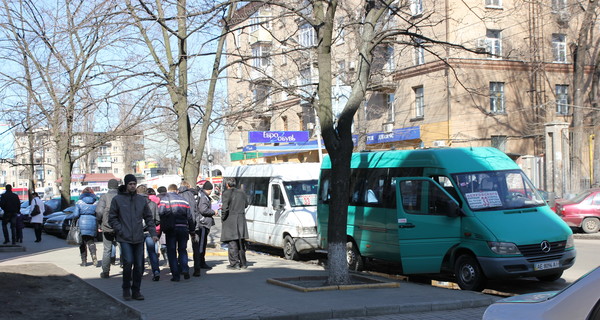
[0,228,498,320]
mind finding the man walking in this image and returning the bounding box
[220,178,249,269]
[96,179,119,278]
[0,184,20,245]
[109,174,158,301]
[158,184,195,282]
[178,180,203,276]
[193,181,216,275]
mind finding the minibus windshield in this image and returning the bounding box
[284,180,318,207]
[452,170,546,211]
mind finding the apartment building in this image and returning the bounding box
[225,1,593,196]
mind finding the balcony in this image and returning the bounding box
[250,64,273,81]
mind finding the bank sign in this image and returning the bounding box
[249,131,310,143]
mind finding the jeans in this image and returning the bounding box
[32,223,42,241]
[144,234,160,275]
[119,241,144,294]
[165,227,190,280]
[192,227,210,272]
[102,232,118,273]
[2,214,16,243]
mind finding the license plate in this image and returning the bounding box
[534,260,559,271]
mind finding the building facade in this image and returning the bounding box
[224,1,595,197]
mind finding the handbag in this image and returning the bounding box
[31,204,41,217]
[66,219,82,245]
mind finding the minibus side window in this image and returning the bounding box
[430,175,461,205]
[271,184,284,209]
[253,177,269,207]
[400,180,455,216]
[318,170,331,204]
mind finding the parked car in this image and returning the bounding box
[43,198,62,215]
[43,206,75,238]
[554,189,600,233]
[483,266,600,320]
[20,200,32,226]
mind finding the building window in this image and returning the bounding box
[114,168,119,174]
[552,34,567,63]
[387,94,395,122]
[253,84,270,103]
[252,44,270,68]
[490,82,505,113]
[485,0,502,8]
[413,38,425,65]
[552,0,567,12]
[556,84,569,115]
[414,86,424,118]
[410,0,423,16]
[486,29,502,59]
[300,67,312,86]
[299,23,316,47]
[491,135,507,152]
[384,45,395,72]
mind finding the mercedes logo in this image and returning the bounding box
[540,240,551,253]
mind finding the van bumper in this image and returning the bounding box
[294,236,319,254]
[477,249,576,279]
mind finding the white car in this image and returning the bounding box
[483,267,600,320]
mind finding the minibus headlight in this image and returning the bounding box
[566,235,574,249]
[297,226,317,235]
[488,242,521,255]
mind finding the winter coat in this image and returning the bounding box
[73,193,98,237]
[196,190,215,230]
[29,197,45,224]
[141,194,160,233]
[158,192,195,233]
[0,190,20,219]
[149,194,160,205]
[178,186,198,217]
[220,187,249,242]
[108,185,157,244]
[95,188,118,233]
[15,214,25,229]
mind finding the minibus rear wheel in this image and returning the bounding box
[283,235,300,260]
[454,254,486,291]
[346,241,364,271]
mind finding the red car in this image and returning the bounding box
[554,189,600,233]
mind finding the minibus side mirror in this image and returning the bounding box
[445,199,463,218]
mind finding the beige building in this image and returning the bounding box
[225,1,594,197]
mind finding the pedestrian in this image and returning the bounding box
[136,185,161,281]
[109,174,158,301]
[15,212,24,243]
[29,192,45,242]
[220,178,249,270]
[96,179,120,278]
[193,180,216,275]
[0,184,21,245]
[158,184,195,282]
[178,181,203,276]
[156,186,168,262]
[73,187,99,267]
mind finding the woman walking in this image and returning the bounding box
[73,187,99,267]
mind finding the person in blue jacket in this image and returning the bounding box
[73,187,99,267]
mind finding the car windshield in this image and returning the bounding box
[453,170,546,211]
[20,201,29,208]
[568,190,593,204]
[284,180,318,207]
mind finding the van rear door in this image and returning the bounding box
[394,177,462,274]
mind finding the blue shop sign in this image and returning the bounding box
[249,131,310,143]
[352,126,420,145]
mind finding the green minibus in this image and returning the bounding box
[317,147,575,291]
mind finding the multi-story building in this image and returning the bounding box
[224,1,595,197]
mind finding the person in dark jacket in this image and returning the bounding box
[159,184,195,282]
[193,181,216,275]
[0,184,20,245]
[137,185,161,281]
[96,179,120,278]
[179,180,203,276]
[109,174,158,301]
[220,178,249,270]
[73,188,99,266]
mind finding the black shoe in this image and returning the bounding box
[192,270,201,277]
[123,289,131,301]
[100,272,109,279]
[240,264,248,269]
[226,264,241,270]
[152,272,160,281]
[183,272,190,280]
[131,292,144,300]
[170,278,180,282]
[2,241,8,244]
[34,240,40,243]
[200,263,213,270]
[110,257,116,265]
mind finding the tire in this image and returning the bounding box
[581,218,600,233]
[536,271,563,282]
[283,235,299,260]
[454,254,486,291]
[346,241,364,271]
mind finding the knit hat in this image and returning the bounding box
[202,181,213,190]
[124,174,137,185]
[108,179,119,189]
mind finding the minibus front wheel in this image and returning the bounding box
[346,241,364,271]
[283,235,300,260]
[454,254,486,291]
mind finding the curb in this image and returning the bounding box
[0,244,26,252]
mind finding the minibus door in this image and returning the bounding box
[394,177,462,274]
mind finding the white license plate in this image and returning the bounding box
[534,260,559,271]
